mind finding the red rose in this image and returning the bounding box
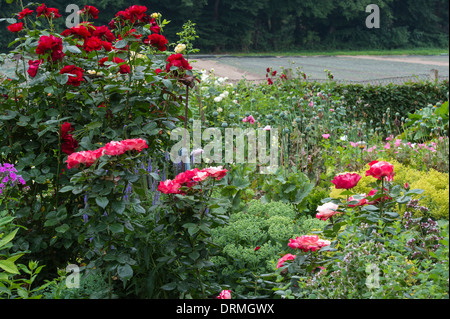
[61,25,91,39]
[81,5,99,19]
[155,68,163,75]
[36,4,61,19]
[27,59,42,78]
[365,160,395,182]
[174,169,200,187]
[61,135,79,155]
[144,33,167,51]
[348,195,368,208]
[165,53,192,73]
[36,35,65,62]
[92,25,116,42]
[267,78,273,85]
[59,65,84,86]
[84,36,103,52]
[18,8,34,19]
[7,22,23,33]
[99,57,130,74]
[149,18,160,33]
[61,122,74,137]
[331,172,362,190]
[116,5,147,24]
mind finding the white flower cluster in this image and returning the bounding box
[214,90,229,103]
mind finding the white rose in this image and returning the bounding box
[175,43,186,54]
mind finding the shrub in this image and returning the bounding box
[330,159,449,220]
[210,200,327,297]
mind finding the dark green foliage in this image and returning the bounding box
[0,0,448,53]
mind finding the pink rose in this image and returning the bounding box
[120,138,148,152]
[277,253,296,269]
[331,172,361,190]
[365,160,395,182]
[157,179,182,194]
[217,290,231,299]
[288,235,330,253]
[66,149,103,169]
[103,141,127,156]
[316,202,340,221]
[322,134,330,139]
[201,166,227,180]
[348,195,368,207]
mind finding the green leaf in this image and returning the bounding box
[95,197,109,209]
[0,216,15,227]
[0,228,19,249]
[55,224,69,233]
[114,39,128,49]
[111,200,126,215]
[0,259,19,274]
[109,223,124,233]
[117,264,133,281]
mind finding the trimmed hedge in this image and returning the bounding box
[333,81,449,127]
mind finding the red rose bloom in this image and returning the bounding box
[84,36,103,52]
[92,25,116,42]
[288,235,331,253]
[18,8,34,19]
[36,35,65,62]
[36,4,62,19]
[61,25,91,39]
[59,65,84,86]
[165,53,192,73]
[267,78,273,85]
[27,59,43,78]
[116,5,147,24]
[99,57,130,74]
[61,135,79,155]
[144,33,167,51]
[81,5,99,19]
[331,172,362,190]
[149,18,160,33]
[7,23,23,33]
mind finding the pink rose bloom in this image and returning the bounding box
[316,202,340,221]
[157,179,182,194]
[103,141,127,156]
[365,160,395,182]
[217,290,231,299]
[66,149,103,169]
[121,138,148,152]
[331,172,361,189]
[348,195,368,207]
[201,166,228,180]
[192,170,209,182]
[277,253,296,269]
[288,235,330,253]
[322,134,330,139]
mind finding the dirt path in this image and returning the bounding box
[337,55,449,66]
[190,55,449,83]
[190,59,263,82]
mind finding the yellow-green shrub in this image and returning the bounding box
[330,159,449,220]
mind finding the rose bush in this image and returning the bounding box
[0,2,197,292]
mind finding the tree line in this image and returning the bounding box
[1,0,448,53]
